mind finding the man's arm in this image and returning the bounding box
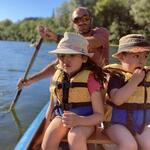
[17,59,58,89]
[28,60,57,81]
[86,27,109,65]
[86,35,102,49]
[86,27,109,50]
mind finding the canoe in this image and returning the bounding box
[14,102,113,150]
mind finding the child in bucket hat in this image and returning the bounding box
[42,32,105,150]
[104,34,150,150]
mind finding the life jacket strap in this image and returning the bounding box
[52,81,87,89]
[107,101,150,110]
[138,81,150,87]
[62,72,70,110]
[55,102,92,111]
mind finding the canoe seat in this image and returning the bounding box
[62,127,113,144]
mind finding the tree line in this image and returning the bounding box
[0,0,149,44]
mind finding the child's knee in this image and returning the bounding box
[120,140,138,150]
[67,128,86,143]
[140,141,150,150]
[41,134,59,150]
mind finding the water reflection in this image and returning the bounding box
[11,109,24,140]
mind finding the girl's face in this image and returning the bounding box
[57,54,87,75]
[121,51,149,73]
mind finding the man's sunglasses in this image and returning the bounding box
[73,15,91,24]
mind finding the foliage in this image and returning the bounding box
[130,0,150,38]
[93,0,140,43]
[55,2,74,30]
[0,0,149,44]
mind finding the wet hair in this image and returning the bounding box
[82,58,106,84]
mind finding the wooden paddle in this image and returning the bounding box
[9,37,43,111]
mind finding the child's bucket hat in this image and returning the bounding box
[113,34,150,59]
[49,32,94,57]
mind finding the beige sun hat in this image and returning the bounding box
[48,32,94,57]
[112,34,150,59]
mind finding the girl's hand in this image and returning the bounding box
[131,68,145,85]
[62,111,80,128]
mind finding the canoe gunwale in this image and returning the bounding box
[14,102,49,150]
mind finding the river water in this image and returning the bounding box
[0,40,56,150]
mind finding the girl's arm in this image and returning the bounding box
[62,90,104,128]
[78,90,104,126]
[17,60,58,90]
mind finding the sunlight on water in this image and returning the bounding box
[0,92,3,96]
[0,101,10,111]
[7,69,25,73]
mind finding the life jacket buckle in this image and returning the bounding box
[62,81,70,89]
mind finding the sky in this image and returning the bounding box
[0,0,70,22]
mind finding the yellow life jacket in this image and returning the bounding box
[105,64,150,104]
[50,69,91,104]
[104,64,150,121]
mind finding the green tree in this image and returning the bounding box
[55,2,74,30]
[0,19,13,27]
[130,0,150,38]
[94,0,140,43]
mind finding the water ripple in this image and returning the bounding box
[7,69,25,73]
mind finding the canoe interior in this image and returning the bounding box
[28,120,46,149]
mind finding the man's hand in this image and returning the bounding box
[17,78,32,90]
[37,25,57,41]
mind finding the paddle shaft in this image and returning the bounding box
[9,38,43,111]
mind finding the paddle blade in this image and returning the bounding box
[9,90,22,111]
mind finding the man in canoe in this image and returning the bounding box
[17,7,109,89]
